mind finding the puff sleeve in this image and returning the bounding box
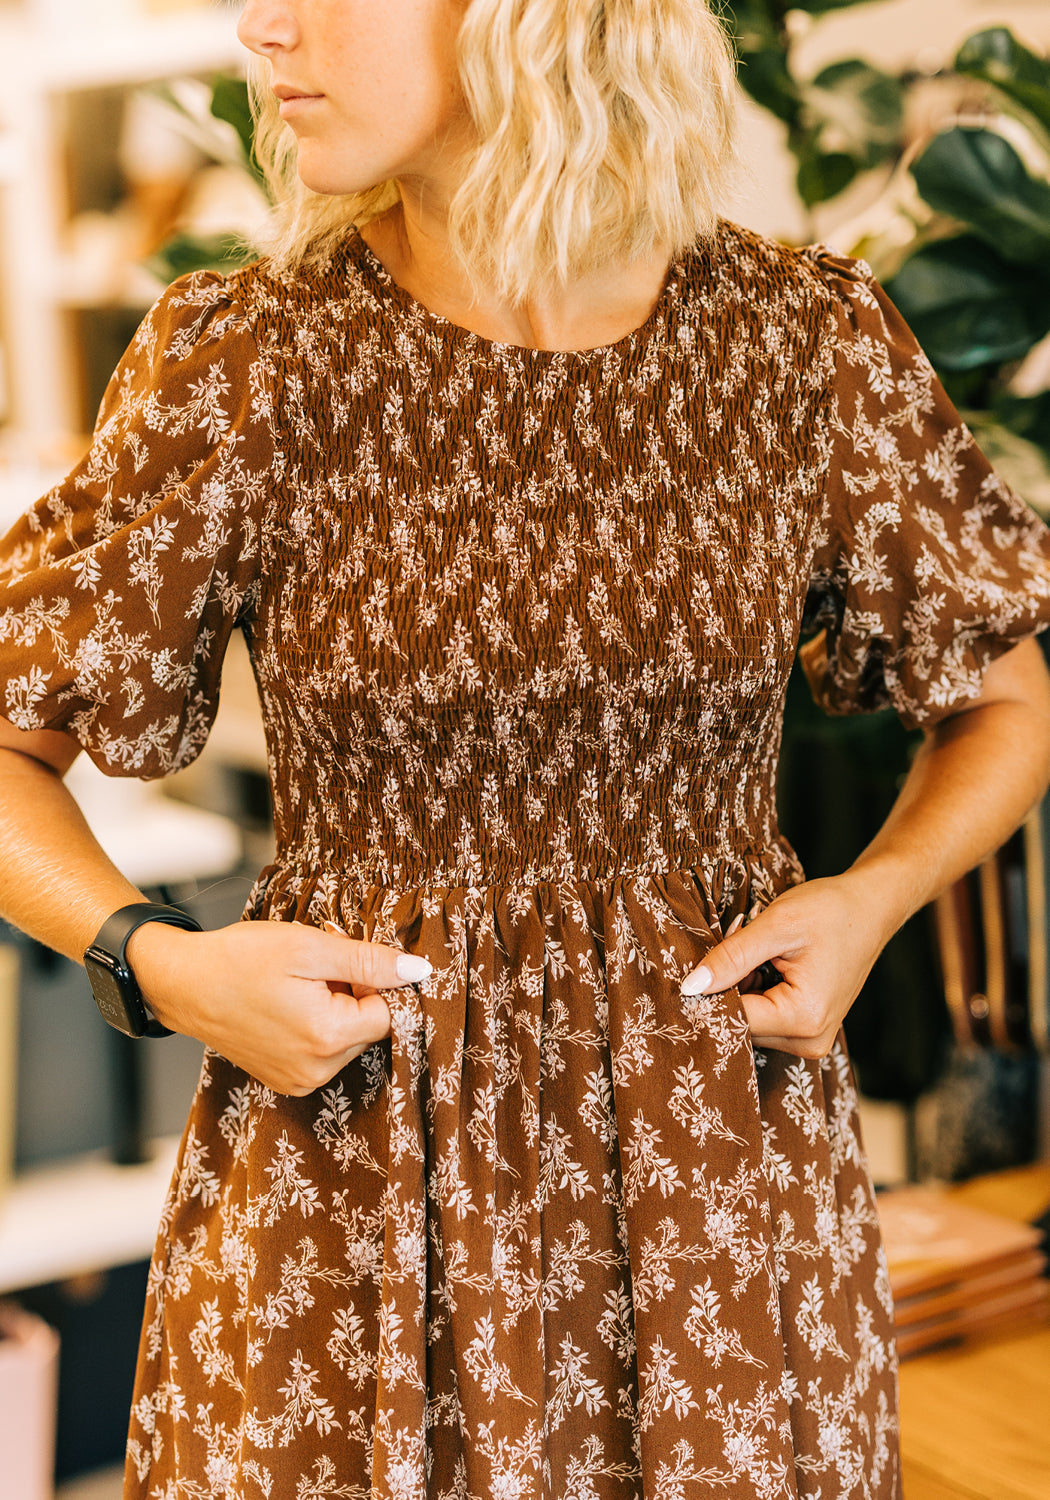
[0,270,273,776]
[801,248,1050,732]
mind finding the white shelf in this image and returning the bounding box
[0,2,244,440]
[0,1137,179,1294]
[0,10,241,93]
[65,756,243,890]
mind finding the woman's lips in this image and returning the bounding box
[273,87,324,118]
[279,97,323,117]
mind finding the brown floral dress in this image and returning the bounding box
[3,220,1050,1499]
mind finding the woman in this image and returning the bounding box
[2,1,1049,1495]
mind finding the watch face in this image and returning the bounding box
[84,947,146,1037]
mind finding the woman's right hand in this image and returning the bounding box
[126,919,430,1095]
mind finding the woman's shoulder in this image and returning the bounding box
[136,266,258,358]
[225,239,374,314]
[103,266,270,431]
[688,222,908,391]
[699,220,877,315]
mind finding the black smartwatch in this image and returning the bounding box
[84,902,202,1038]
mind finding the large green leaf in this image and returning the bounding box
[885,234,1050,371]
[955,27,1050,139]
[795,146,857,206]
[720,1,801,125]
[148,232,256,282]
[938,366,997,411]
[210,75,266,190]
[741,48,804,124]
[805,58,904,166]
[911,126,1050,266]
[789,60,904,207]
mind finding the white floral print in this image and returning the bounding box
[3,221,1050,1498]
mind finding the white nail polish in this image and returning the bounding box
[397,953,432,983]
[681,965,712,997]
[323,920,347,935]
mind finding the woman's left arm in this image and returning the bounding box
[684,637,1050,1056]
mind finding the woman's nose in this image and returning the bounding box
[237,0,299,57]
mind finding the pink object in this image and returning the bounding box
[0,1301,59,1500]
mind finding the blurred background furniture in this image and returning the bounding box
[0,1300,60,1500]
[898,1163,1050,1500]
[0,0,244,442]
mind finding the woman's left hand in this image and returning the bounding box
[680,642,1050,1056]
[681,872,890,1057]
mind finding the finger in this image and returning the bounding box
[739,986,793,1036]
[338,936,431,988]
[337,989,391,1040]
[341,985,384,1006]
[681,911,785,997]
[326,951,373,1002]
[321,919,431,987]
[292,924,430,989]
[318,990,392,1062]
[749,1033,836,1058]
[323,923,353,996]
[742,986,838,1057]
[750,1034,808,1055]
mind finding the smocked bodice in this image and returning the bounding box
[4,220,1048,912]
[247,230,831,896]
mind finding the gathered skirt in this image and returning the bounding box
[124,860,900,1499]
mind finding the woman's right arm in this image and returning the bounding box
[0,716,422,1095]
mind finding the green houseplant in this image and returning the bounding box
[716,12,1050,503]
[144,75,267,282]
[882,28,1050,504]
[722,0,905,210]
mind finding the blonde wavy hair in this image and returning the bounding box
[249,0,738,305]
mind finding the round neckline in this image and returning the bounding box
[348,229,690,361]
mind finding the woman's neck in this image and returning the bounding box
[359,200,674,353]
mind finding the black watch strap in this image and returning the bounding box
[87,902,202,1038]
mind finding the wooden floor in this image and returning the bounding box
[897,1164,1050,1499]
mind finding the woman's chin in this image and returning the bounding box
[294,151,382,199]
